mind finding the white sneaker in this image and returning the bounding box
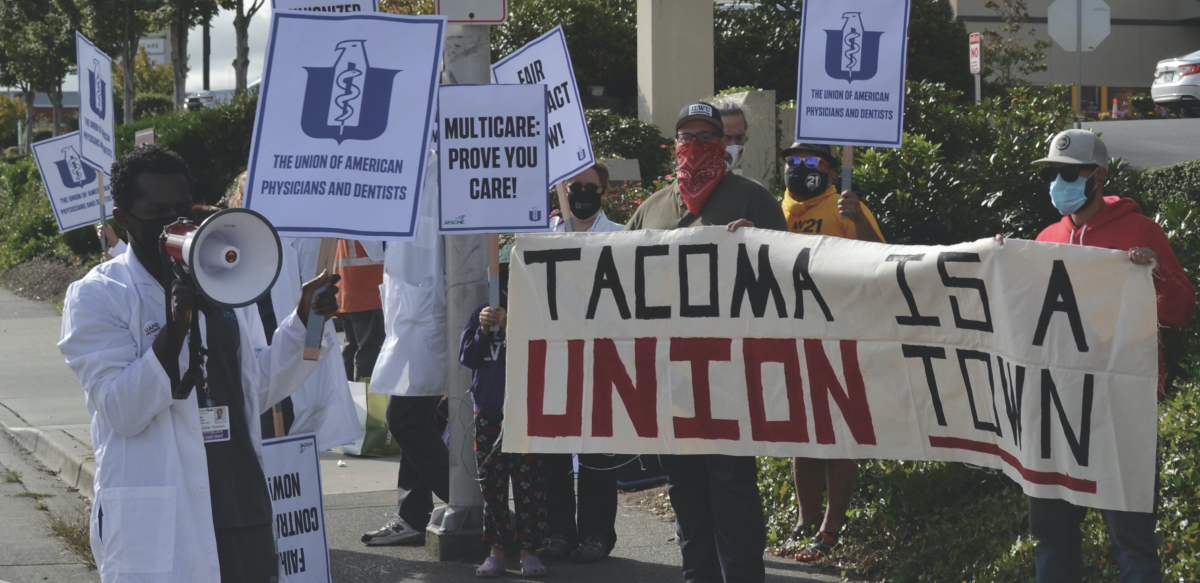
[361,516,423,546]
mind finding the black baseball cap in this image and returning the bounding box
[782,142,837,165]
[676,102,724,135]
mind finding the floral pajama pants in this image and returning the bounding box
[474,413,548,550]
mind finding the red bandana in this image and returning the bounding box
[675,139,727,216]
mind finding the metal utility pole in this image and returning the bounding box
[426,23,489,562]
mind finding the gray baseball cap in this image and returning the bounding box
[1034,129,1109,166]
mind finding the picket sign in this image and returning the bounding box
[272,0,378,11]
[261,433,331,583]
[437,84,550,234]
[244,12,445,241]
[30,132,113,234]
[491,25,595,186]
[505,229,1160,513]
[76,32,117,251]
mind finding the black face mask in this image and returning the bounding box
[567,183,603,221]
[124,210,194,268]
[786,166,829,199]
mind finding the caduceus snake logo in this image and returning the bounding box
[333,64,363,134]
[824,12,882,83]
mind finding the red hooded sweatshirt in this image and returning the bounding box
[1037,196,1196,396]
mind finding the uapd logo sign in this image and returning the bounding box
[796,0,910,148]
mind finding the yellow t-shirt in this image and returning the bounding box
[781,188,885,242]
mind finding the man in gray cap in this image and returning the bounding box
[625,102,786,583]
[1022,129,1195,583]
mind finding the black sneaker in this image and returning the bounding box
[361,516,423,546]
[569,533,610,563]
[536,533,572,561]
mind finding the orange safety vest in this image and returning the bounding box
[332,239,384,314]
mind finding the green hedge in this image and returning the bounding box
[114,94,259,205]
[584,108,674,182]
[0,156,96,270]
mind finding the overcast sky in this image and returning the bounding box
[47,6,272,95]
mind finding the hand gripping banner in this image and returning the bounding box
[503,228,1159,512]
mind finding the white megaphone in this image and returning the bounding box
[160,208,282,308]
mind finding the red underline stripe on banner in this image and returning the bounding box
[928,436,1098,494]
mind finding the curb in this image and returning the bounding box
[0,403,94,499]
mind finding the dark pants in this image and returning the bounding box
[215,524,277,583]
[662,455,765,583]
[342,309,385,381]
[544,453,619,551]
[475,413,547,550]
[1028,496,1161,583]
[386,395,450,529]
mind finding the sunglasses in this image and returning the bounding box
[785,156,825,169]
[1040,165,1097,183]
[567,182,603,195]
[676,131,720,143]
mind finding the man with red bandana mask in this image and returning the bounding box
[625,102,786,583]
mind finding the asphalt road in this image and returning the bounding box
[1083,118,1200,169]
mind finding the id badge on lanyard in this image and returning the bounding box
[198,389,230,443]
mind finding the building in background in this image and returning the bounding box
[953,0,1200,109]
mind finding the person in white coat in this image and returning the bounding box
[361,151,451,546]
[549,161,624,234]
[58,146,340,583]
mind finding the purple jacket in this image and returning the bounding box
[459,304,506,415]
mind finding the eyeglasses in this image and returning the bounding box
[567,182,603,195]
[676,131,720,143]
[785,156,825,169]
[1039,165,1097,183]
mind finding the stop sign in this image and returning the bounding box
[1048,0,1111,52]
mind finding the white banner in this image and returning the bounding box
[75,33,116,172]
[262,433,331,583]
[795,0,910,148]
[272,0,377,13]
[244,13,445,240]
[31,132,113,233]
[491,26,594,186]
[504,228,1160,512]
[438,84,550,234]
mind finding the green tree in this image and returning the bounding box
[151,0,220,110]
[79,0,166,124]
[493,0,637,115]
[112,46,175,97]
[0,93,26,150]
[218,0,266,97]
[713,1,802,99]
[980,0,1052,88]
[906,0,973,97]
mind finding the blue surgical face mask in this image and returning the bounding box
[1049,176,1090,215]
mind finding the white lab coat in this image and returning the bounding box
[58,244,336,583]
[267,240,360,451]
[549,210,624,233]
[370,152,448,397]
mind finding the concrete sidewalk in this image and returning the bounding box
[0,285,839,582]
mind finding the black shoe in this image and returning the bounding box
[569,533,611,563]
[536,533,572,561]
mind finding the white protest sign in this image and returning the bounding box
[491,26,594,186]
[75,33,116,172]
[272,0,378,13]
[438,84,549,234]
[505,229,1160,512]
[31,132,113,233]
[262,433,331,583]
[795,0,911,148]
[244,12,445,240]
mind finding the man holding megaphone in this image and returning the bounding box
[58,145,341,583]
